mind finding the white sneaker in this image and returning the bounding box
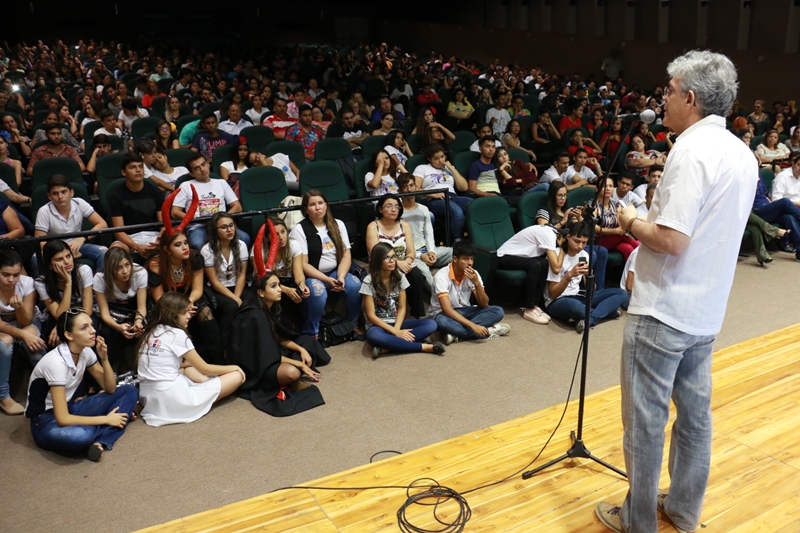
[534,306,551,320]
[523,308,549,325]
[487,323,511,337]
[442,333,455,346]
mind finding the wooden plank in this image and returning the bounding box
[135,324,800,533]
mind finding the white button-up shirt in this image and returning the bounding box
[771,168,800,203]
[629,115,757,336]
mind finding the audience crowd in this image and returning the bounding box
[0,37,797,461]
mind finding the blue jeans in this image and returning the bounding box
[302,270,362,336]
[523,182,550,193]
[79,243,108,270]
[30,384,139,452]
[0,319,45,400]
[366,318,438,353]
[592,245,608,291]
[545,288,627,327]
[752,199,800,253]
[620,314,715,533]
[428,194,473,242]
[187,225,251,250]
[433,305,504,340]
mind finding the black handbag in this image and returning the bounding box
[318,312,354,347]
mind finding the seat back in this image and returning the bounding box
[83,120,105,140]
[241,125,275,153]
[131,116,163,142]
[454,151,480,178]
[265,140,307,169]
[32,157,84,189]
[467,196,515,251]
[0,164,20,194]
[760,167,775,194]
[405,154,427,174]
[238,167,290,233]
[314,138,353,162]
[95,152,128,215]
[164,148,195,169]
[210,144,237,174]
[151,96,169,118]
[354,158,371,198]
[176,114,201,134]
[299,161,349,201]
[650,140,669,152]
[360,135,387,160]
[506,148,530,163]
[517,190,548,228]
[450,131,476,154]
[566,187,597,209]
[406,133,422,154]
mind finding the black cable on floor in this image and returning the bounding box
[271,337,586,532]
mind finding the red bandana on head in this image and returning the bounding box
[161,184,199,236]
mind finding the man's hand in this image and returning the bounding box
[464,265,479,283]
[617,204,639,233]
[470,324,489,337]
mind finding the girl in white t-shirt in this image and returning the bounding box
[360,243,443,359]
[35,240,94,348]
[219,143,250,196]
[93,248,147,372]
[200,212,249,339]
[0,250,47,415]
[247,151,301,192]
[26,309,138,461]
[136,292,245,427]
[384,130,413,169]
[364,149,400,197]
[288,190,363,338]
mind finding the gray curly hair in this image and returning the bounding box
[666,50,738,118]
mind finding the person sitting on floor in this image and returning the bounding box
[544,220,628,333]
[25,308,139,461]
[228,220,329,416]
[361,242,444,359]
[427,240,510,345]
[136,291,246,427]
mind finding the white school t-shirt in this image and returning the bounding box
[92,268,148,303]
[544,250,589,306]
[364,171,399,197]
[413,164,456,194]
[384,145,408,165]
[563,164,598,184]
[539,165,568,184]
[0,275,37,323]
[269,153,298,183]
[289,220,350,273]
[174,178,238,219]
[497,225,558,258]
[34,198,96,243]
[620,246,639,291]
[612,188,644,208]
[27,344,97,414]
[35,264,94,305]
[200,240,249,288]
[428,265,483,317]
[629,115,757,336]
[137,325,194,383]
[146,166,188,186]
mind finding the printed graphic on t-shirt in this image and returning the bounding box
[374,294,399,322]
[321,235,335,252]
[197,191,222,217]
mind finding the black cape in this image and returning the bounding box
[227,294,329,417]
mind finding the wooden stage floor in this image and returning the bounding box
[138,324,800,533]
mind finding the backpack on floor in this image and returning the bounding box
[319,312,354,347]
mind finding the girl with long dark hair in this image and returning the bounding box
[360,242,443,359]
[136,292,245,427]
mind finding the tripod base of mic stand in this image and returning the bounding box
[522,431,627,479]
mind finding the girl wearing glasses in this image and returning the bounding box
[35,240,94,348]
[26,308,138,461]
[360,242,443,359]
[200,212,248,340]
[136,292,245,427]
[153,119,179,151]
[365,194,426,319]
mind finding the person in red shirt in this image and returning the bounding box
[416,82,441,109]
[598,117,630,158]
[567,129,603,161]
[558,97,583,134]
[261,98,297,140]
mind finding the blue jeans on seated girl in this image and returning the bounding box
[303,270,362,336]
[0,319,46,401]
[30,384,139,452]
[546,288,628,327]
[523,182,550,193]
[366,318,438,353]
[428,194,473,242]
[433,305,505,340]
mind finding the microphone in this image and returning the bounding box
[617,109,657,124]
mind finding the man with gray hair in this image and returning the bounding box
[595,51,756,533]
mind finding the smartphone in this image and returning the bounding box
[578,257,587,265]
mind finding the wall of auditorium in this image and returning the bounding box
[373,0,799,105]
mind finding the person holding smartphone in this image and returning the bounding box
[544,221,628,333]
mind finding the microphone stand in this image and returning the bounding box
[522,119,640,481]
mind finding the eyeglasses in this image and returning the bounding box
[382,204,400,211]
[217,223,235,231]
[556,193,567,199]
[383,255,397,263]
